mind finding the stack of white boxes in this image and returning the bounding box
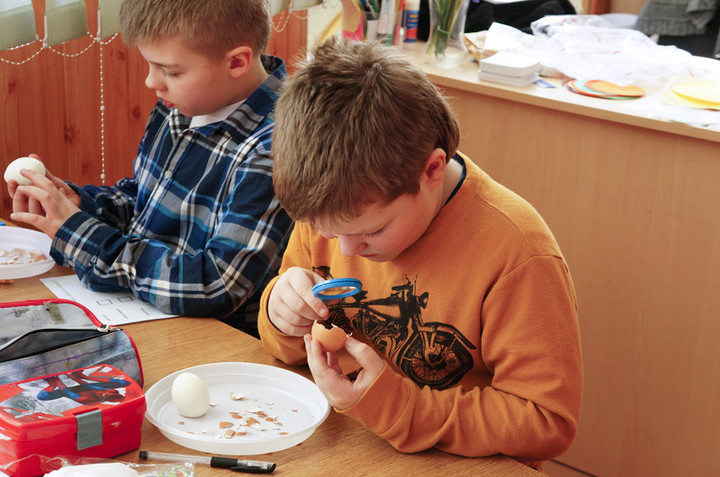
[478,51,541,87]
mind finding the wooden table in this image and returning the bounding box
[0,263,541,476]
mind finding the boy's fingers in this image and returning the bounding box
[293,280,330,320]
[14,185,48,204]
[345,338,385,376]
[7,180,18,197]
[28,198,45,216]
[9,211,37,226]
[21,169,54,188]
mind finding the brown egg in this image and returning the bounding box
[311,321,349,352]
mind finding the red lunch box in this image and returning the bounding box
[0,364,145,477]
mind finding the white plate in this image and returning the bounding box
[0,227,54,279]
[144,362,330,455]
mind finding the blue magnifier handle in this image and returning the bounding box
[312,278,362,301]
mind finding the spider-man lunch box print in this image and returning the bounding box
[0,364,145,477]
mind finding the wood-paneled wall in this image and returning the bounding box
[0,6,306,219]
[1,35,154,218]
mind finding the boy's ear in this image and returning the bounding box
[423,148,447,190]
[227,45,253,77]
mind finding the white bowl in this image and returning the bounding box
[0,227,54,279]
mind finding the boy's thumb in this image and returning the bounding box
[345,337,384,375]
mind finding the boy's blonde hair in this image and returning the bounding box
[273,38,460,224]
[119,0,271,58]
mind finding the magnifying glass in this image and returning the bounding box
[312,278,362,301]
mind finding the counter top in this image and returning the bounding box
[404,43,720,144]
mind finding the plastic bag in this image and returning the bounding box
[531,15,701,86]
[0,455,194,477]
[531,14,617,38]
[483,22,541,54]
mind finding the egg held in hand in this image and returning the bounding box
[171,372,210,418]
[312,320,350,352]
[4,157,46,185]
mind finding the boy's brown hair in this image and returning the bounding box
[119,0,271,58]
[273,38,460,224]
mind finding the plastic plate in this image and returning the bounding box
[144,362,330,455]
[0,227,54,279]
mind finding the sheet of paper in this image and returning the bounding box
[41,274,177,325]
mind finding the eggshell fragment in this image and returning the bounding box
[311,320,349,352]
[171,372,210,418]
[4,157,46,185]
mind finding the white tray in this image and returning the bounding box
[144,362,330,455]
[0,227,54,279]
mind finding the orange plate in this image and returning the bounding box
[586,80,645,97]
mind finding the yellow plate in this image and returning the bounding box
[671,78,720,104]
[661,87,720,110]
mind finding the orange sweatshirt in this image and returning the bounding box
[258,155,582,463]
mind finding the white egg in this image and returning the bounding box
[171,372,210,418]
[4,156,46,185]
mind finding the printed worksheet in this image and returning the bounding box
[41,274,177,325]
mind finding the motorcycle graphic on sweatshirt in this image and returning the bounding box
[317,271,476,390]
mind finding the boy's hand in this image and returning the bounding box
[268,267,330,336]
[10,169,81,239]
[45,169,81,207]
[304,335,385,410]
[6,155,80,207]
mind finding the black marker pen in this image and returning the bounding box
[138,450,276,473]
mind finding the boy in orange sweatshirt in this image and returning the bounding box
[258,38,582,467]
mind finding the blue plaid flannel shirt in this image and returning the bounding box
[51,56,293,336]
